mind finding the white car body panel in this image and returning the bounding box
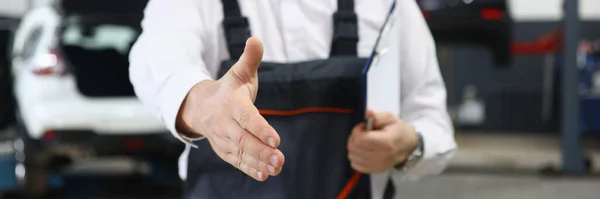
[12,7,167,139]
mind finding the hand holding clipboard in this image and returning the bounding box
[338,2,403,198]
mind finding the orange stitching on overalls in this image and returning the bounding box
[258,107,355,116]
[259,107,360,199]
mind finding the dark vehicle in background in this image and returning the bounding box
[0,19,16,131]
[9,0,182,197]
[0,0,26,131]
[418,0,512,65]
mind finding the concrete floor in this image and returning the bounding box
[392,131,600,199]
[395,173,600,199]
[3,172,599,199]
[38,172,600,199]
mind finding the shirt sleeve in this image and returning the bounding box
[390,0,458,182]
[129,0,212,146]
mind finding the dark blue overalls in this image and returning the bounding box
[186,0,395,198]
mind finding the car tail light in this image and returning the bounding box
[481,8,504,21]
[125,139,144,151]
[32,49,66,76]
[43,130,56,141]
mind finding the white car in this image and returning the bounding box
[9,0,181,196]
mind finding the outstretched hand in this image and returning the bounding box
[179,37,285,181]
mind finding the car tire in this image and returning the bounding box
[22,165,49,199]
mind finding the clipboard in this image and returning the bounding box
[361,1,401,121]
[345,2,401,198]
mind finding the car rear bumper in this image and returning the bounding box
[18,98,167,139]
[36,130,183,158]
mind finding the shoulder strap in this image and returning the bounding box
[221,0,251,60]
[330,0,359,57]
[221,0,359,59]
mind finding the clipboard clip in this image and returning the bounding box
[369,13,395,68]
[365,118,374,131]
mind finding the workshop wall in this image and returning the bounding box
[0,0,28,18]
[447,0,600,132]
[510,0,600,21]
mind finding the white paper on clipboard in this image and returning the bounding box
[360,3,402,198]
[364,5,401,118]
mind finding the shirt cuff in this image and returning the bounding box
[159,68,212,148]
[390,122,457,181]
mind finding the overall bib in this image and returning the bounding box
[186,0,395,198]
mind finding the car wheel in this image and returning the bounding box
[22,165,49,199]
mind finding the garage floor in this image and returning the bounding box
[395,173,600,199]
[3,172,599,199]
[1,128,600,199]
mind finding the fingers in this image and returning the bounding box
[365,110,398,129]
[228,121,284,175]
[347,123,395,174]
[222,153,268,181]
[232,97,281,148]
[347,140,374,163]
[209,136,267,180]
[347,133,386,174]
[349,158,378,174]
[358,130,393,149]
[224,37,264,87]
[349,124,377,151]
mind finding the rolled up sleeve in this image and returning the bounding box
[391,0,457,182]
[129,0,212,146]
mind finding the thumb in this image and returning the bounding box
[365,109,397,129]
[223,37,264,87]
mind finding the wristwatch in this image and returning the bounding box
[395,132,424,172]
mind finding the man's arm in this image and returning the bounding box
[392,0,457,181]
[129,0,212,145]
[130,1,285,182]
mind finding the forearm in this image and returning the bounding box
[129,0,212,145]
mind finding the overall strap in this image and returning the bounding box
[330,0,359,57]
[221,0,251,60]
[221,0,359,59]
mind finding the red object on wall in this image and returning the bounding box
[512,28,564,55]
[481,8,504,21]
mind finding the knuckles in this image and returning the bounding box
[233,130,246,149]
[238,110,252,129]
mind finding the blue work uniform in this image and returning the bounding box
[185,0,395,198]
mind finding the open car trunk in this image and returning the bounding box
[58,0,148,97]
[61,38,136,97]
[58,0,148,16]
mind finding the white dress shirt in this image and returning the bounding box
[129,0,457,197]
